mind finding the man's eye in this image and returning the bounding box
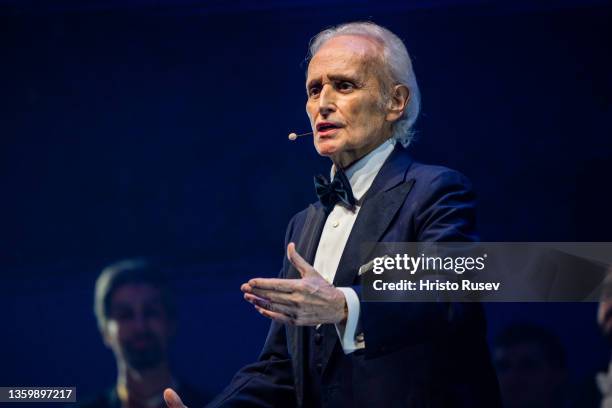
[144,307,163,319]
[112,310,133,321]
[308,87,321,97]
[337,81,355,91]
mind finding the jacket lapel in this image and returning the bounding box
[334,144,414,287]
[332,180,415,287]
[320,145,415,372]
[288,203,327,277]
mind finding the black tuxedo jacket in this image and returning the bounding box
[208,145,501,407]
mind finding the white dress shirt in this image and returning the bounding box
[312,139,395,354]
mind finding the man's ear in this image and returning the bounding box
[386,84,410,122]
[101,328,112,348]
[100,321,116,348]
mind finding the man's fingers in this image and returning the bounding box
[254,304,294,324]
[248,278,297,293]
[163,388,187,408]
[244,292,267,303]
[248,288,295,306]
[244,293,297,319]
[287,242,315,278]
[248,294,297,316]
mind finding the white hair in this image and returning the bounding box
[308,21,421,147]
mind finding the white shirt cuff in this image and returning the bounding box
[335,287,365,354]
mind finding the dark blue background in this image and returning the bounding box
[1,0,611,400]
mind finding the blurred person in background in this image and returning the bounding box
[76,259,209,408]
[570,269,612,408]
[596,271,612,408]
[493,323,568,408]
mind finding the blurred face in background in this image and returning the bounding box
[494,342,567,408]
[598,272,612,343]
[103,284,175,371]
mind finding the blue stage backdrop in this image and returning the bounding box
[1,0,611,399]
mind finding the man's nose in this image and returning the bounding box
[133,313,150,330]
[318,84,336,117]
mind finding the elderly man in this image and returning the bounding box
[165,21,501,407]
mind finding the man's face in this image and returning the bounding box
[306,35,394,167]
[598,297,612,343]
[102,284,174,371]
[598,272,612,343]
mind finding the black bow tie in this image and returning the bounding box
[314,168,356,214]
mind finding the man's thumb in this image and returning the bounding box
[287,242,314,278]
[164,388,187,408]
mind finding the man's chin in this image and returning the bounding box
[124,347,164,370]
[127,355,164,370]
[314,142,341,159]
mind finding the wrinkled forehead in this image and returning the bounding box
[306,34,385,81]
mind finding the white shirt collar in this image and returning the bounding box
[330,139,396,202]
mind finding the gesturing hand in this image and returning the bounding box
[242,242,347,326]
[163,388,187,408]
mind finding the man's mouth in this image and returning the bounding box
[316,122,343,136]
[127,334,158,350]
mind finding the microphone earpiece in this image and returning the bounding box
[288,131,313,141]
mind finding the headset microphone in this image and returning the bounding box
[288,131,313,141]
